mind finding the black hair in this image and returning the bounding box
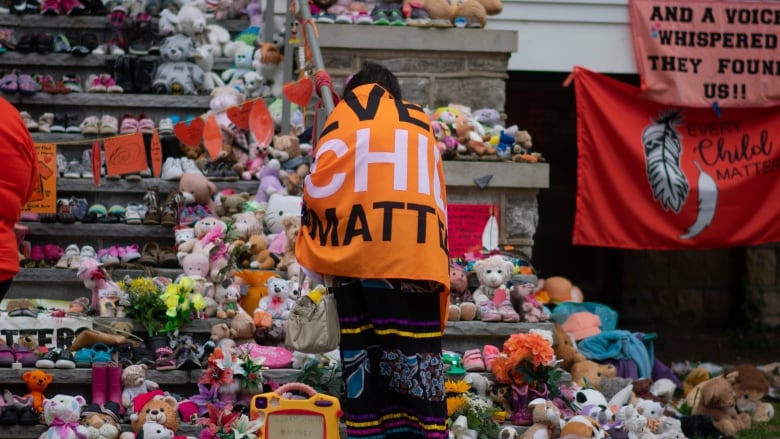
[342,61,402,100]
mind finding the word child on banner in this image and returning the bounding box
[629,0,780,108]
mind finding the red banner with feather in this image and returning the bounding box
[571,66,780,249]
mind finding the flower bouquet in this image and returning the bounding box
[445,379,502,439]
[121,275,207,337]
[490,330,566,425]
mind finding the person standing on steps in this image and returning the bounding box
[296,62,451,438]
[0,96,38,300]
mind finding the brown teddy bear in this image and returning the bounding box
[276,215,301,284]
[120,364,159,418]
[247,234,277,270]
[570,360,617,391]
[687,375,752,437]
[228,211,264,242]
[217,192,251,222]
[178,172,218,222]
[81,404,121,439]
[447,263,476,321]
[418,0,502,29]
[230,311,256,346]
[724,364,775,424]
[551,322,586,371]
[119,392,187,439]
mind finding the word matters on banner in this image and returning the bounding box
[629,0,780,108]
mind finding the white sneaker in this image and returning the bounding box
[180,157,202,175]
[125,202,146,225]
[158,118,174,135]
[161,157,184,180]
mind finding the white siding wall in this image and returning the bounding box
[485,0,637,73]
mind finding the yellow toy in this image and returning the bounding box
[251,382,342,439]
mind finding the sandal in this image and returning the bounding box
[138,241,160,266]
[155,347,176,370]
[17,74,39,95]
[0,72,18,94]
[158,246,178,268]
[55,244,79,269]
[91,343,113,364]
[82,203,107,223]
[52,33,71,53]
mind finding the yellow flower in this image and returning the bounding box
[179,276,194,292]
[445,380,471,394]
[446,395,468,416]
[192,293,206,311]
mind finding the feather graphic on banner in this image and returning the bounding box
[642,111,689,212]
[482,206,499,251]
[680,161,718,240]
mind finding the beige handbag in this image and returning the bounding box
[285,286,340,354]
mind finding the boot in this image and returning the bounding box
[114,55,135,93]
[509,384,532,426]
[107,363,123,412]
[134,57,157,94]
[91,363,108,405]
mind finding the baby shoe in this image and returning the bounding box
[463,348,486,372]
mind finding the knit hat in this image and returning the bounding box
[561,312,602,341]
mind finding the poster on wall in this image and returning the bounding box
[447,204,499,258]
[570,66,780,250]
[22,143,57,214]
[629,0,780,108]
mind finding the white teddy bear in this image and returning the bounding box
[40,394,90,439]
[256,276,295,319]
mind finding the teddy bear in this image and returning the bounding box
[447,263,476,321]
[217,192,251,222]
[430,105,495,157]
[192,44,225,94]
[120,364,160,418]
[419,0,502,28]
[686,375,752,437]
[175,4,231,57]
[152,34,204,96]
[270,133,303,166]
[23,369,52,414]
[521,399,562,439]
[551,322,587,371]
[276,215,301,284]
[244,142,270,181]
[229,311,257,346]
[472,255,521,322]
[227,211,263,242]
[256,276,295,320]
[509,273,549,323]
[723,364,775,424]
[40,394,89,439]
[178,173,217,226]
[177,253,216,316]
[119,392,191,439]
[570,360,617,391]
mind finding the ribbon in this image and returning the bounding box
[50,419,81,439]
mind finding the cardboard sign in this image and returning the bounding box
[629,0,780,107]
[0,314,91,350]
[23,143,57,214]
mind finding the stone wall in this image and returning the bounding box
[746,244,780,327]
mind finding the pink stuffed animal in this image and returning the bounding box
[244,142,269,181]
[77,258,120,315]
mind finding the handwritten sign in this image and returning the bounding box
[103,133,147,176]
[447,204,499,258]
[23,143,57,214]
[629,0,780,107]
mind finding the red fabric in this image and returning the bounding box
[0,97,37,282]
[572,66,780,249]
